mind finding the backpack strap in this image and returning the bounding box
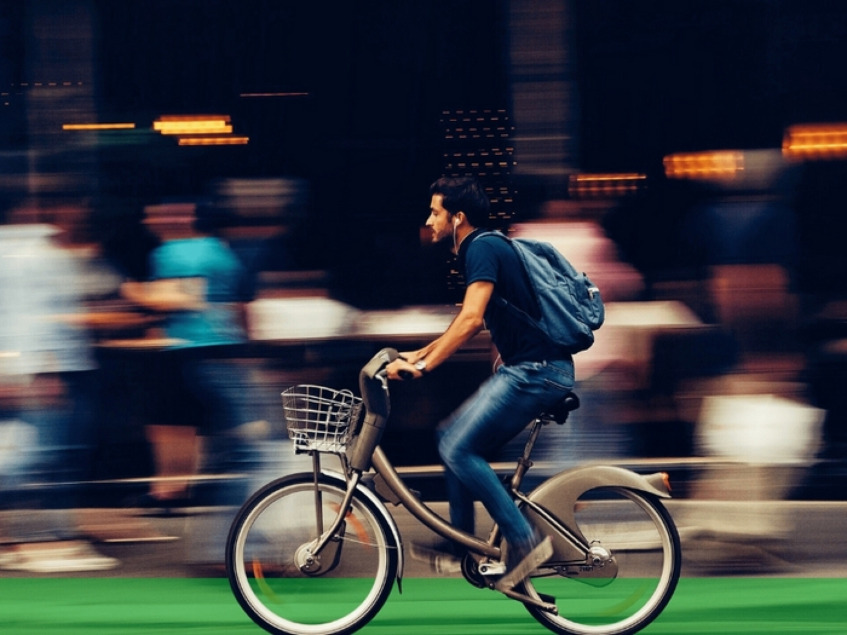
[469,230,545,329]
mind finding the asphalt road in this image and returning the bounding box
[3,497,843,579]
[1,496,846,634]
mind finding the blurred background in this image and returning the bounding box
[1,0,846,575]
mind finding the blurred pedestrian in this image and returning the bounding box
[0,204,118,573]
[120,201,262,507]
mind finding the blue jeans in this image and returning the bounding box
[437,359,575,553]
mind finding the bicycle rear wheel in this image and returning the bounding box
[226,473,398,635]
[523,487,680,635]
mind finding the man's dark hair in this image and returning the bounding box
[429,176,491,228]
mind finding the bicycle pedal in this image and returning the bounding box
[478,561,506,576]
[495,536,554,590]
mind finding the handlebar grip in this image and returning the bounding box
[361,347,400,382]
[358,347,398,417]
[350,348,398,472]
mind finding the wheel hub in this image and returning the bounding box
[295,541,323,574]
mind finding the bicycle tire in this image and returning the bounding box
[522,487,681,635]
[226,473,399,635]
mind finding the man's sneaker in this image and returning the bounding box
[409,541,462,575]
[495,535,553,591]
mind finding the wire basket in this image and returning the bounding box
[281,384,363,453]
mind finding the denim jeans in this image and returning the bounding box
[437,359,575,553]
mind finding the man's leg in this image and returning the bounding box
[438,361,573,581]
[441,466,476,536]
[438,367,535,549]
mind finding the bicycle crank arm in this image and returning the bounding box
[477,561,506,576]
[498,586,558,614]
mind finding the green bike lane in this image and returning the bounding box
[0,577,844,634]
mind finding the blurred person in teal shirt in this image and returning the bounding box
[122,201,263,529]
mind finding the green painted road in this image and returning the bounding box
[0,577,844,634]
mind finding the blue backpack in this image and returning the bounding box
[476,231,605,353]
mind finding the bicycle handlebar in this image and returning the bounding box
[348,347,399,472]
[358,347,398,410]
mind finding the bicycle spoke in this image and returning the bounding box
[227,476,397,635]
[523,488,680,635]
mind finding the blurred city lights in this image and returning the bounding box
[782,123,847,160]
[152,115,233,135]
[663,150,745,181]
[62,123,136,131]
[151,114,248,146]
[177,135,249,146]
[567,173,647,199]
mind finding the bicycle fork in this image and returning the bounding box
[295,454,361,576]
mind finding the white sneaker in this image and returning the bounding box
[0,541,119,573]
[409,542,462,575]
[495,535,553,590]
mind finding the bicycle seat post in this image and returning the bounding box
[509,417,545,492]
[509,394,579,494]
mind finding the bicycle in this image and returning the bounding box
[226,348,681,635]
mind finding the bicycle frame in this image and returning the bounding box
[227,347,680,635]
[306,349,576,564]
[305,347,671,592]
[367,415,591,561]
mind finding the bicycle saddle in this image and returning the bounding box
[543,392,580,422]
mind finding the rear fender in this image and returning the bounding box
[525,465,671,562]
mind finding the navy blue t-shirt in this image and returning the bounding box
[458,229,571,365]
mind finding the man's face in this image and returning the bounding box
[425,194,454,244]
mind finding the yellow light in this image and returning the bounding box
[177,135,249,146]
[571,173,646,183]
[663,151,744,180]
[782,123,847,160]
[153,114,232,135]
[62,123,136,131]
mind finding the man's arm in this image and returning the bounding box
[121,278,208,313]
[386,280,493,380]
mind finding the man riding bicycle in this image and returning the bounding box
[385,176,575,589]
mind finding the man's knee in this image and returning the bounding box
[437,432,463,469]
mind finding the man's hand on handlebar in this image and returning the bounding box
[385,355,424,381]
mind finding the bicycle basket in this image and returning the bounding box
[281,384,363,453]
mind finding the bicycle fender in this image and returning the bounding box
[525,465,671,562]
[321,469,406,589]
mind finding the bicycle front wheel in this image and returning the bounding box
[226,473,399,635]
[523,487,681,635]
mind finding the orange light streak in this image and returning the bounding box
[62,123,136,131]
[177,135,249,146]
[783,123,847,160]
[153,115,232,135]
[664,151,744,180]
